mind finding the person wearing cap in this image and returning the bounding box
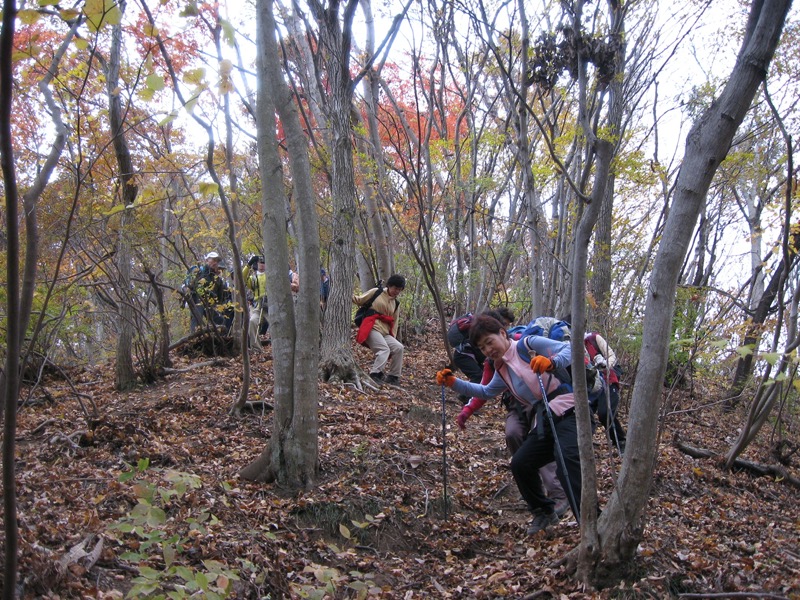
[243,255,269,349]
[184,251,228,332]
[352,274,406,385]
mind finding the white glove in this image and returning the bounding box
[594,355,608,369]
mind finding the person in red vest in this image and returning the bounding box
[584,332,627,454]
[353,274,406,385]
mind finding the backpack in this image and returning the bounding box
[452,313,474,332]
[180,265,202,307]
[447,313,474,348]
[354,281,385,327]
[522,316,571,342]
[512,326,602,396]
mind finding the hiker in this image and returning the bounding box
[289,268,300,294]
[447,308,515,402]
[456,313,570,518]
[182,251,230,333]
[353,274,406,385]
[243,255,269,350]
[585,331,627,454]
[320,268,330,311]
[437,314,580,535]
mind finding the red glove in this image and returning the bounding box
[530,355,553,374]
[436,368,456,387]
[456,405,474,429]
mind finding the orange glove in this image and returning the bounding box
[530,355,553,374]
[436,368,456,387]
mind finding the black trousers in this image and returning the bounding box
[595,384,626,447]
[510,411,581,515]
[452,349,484,383]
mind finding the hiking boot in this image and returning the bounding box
[526,510,559,535]
[369,372,384,384]
[385,375,400,385]
[554,500,570,518]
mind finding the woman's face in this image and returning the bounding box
[387,285,404,298]
[476,331,511,362]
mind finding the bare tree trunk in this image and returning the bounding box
[1,0,21,592]
[311,0,363,382]
[106,5,138,391]
[595,0,790,583]
[240,0,320,487]
[359,0,393,279]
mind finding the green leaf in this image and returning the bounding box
[710,339,729,350]
[184,94,199,113]
[146,506,167,526]
[137,457,151,472]
[163,544,176,567]
[198,182,219,196]
[158,111,178,127]
[179,1,199,17]
[139,87,155,101]
[138,566,162,580]
[219,19,236,46]
[146,73,166,92]
[339,523,351,539]
[761,352,781,366]
[17,9,41,24]
[175,566,194,582]
[39,0,60,6]
[183,68,206,85]
[735,345,754,357]
[195,571,209,591]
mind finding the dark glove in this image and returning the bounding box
[436,369,456,387]
[530,355,553,374]
[456,405,475,430]
[248,255,260,267]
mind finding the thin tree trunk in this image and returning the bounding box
[106,4,138,390]
[595,0,790,583]
[241,0,320,487]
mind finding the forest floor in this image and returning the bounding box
[5,328,800,599]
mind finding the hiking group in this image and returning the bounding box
[180,256,626,535]
[181,251,315,349]
[439,310,627,535]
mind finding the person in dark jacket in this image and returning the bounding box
[183,251,229,333]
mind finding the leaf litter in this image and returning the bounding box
[8,332,800,599]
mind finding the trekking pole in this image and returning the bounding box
[441,383,449,519]
[536,373,580,521]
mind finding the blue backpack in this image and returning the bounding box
[521,316,571,341]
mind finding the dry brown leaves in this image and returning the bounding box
[7,332,799,599]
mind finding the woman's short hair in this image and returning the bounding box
[469,314,507,347]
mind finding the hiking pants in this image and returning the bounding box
[510,411,580,514]
[505,404,567,506]
[453,349,484,383]
[366,330,404,377]
[595,384,626,448]
[248,306,268,348]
